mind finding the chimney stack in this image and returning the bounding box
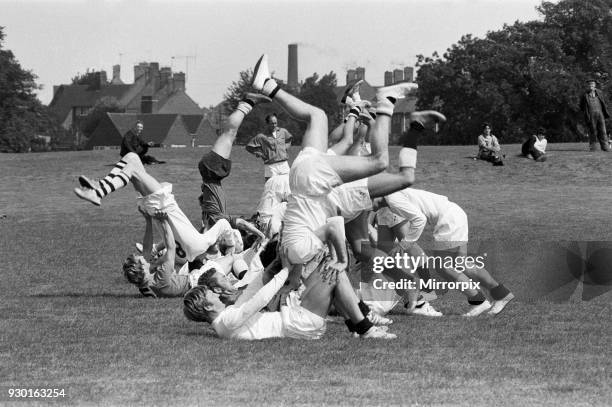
[404,67,414,82]
[346,69,356,84]
[160,67,172,88]
[111,64,123,84]
[150,62,160,91]
[173,72,186,91]
[288,43,298,89]
[393,69,403,84]
[384,71,393,86]
[356,67,365,81]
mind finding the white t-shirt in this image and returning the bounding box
[385,188,451,235]
[534,137,547,153]
[212,269,288,340]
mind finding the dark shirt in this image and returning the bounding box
[120,129,148,157]
[580,90,610,121]
[245,128,293,164]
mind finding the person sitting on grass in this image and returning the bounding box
[183,250,397,340]
[477,123,504,166]
[521,127,547,162]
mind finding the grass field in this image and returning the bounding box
[1,144,611,406]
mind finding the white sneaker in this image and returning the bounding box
[361,326,397,339]
[343,79,363,102]
[409,110,447,130]
[351,325,388,338]
[376,82,418,101]
[409,302,443,317]
[251,54,271,91]
[367,311,393,326]
[488,293,515,315]
[463,300,492,317]
[74,187,101,206]
[78,175,98,190]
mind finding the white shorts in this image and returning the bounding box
[258,202,287,237]
[282,228,325,265]
[281,291,326,340]
[289,147,342,197]
[327,178,373,223]
[264,161,290,178]
[376,207,406,228]
[137,183,219,261]
[433,202,468,249]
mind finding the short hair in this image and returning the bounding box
[183,286,214,323]
[265,114,278,124]
[135,120,144,126]
[537,127,546,134]
[197,267,218,287]
[123,254,146,285]
[482,122,491,130]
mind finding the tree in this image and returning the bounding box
[0,26,68,152]
[415,0,612,144]
[80,97,125,140]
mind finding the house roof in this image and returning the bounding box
[107,113,182,144]
[49,83,132,122]
[156,89,202,115]
[181,115,204,134]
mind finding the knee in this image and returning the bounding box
[371,151,389,172]
[309,106,327,124]
[122,152,145,174]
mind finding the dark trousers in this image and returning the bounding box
[587,112,609,149]
[521,137,544,160]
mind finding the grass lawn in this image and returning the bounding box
[0,144,611,406]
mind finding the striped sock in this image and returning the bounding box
[96,160,131,198]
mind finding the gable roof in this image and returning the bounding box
[156,90,202,115]
[181,115,204,134]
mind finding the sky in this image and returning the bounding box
[2,0,546,108]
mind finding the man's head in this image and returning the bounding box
[183,286,225,323]
[482,123,492,135]
[196,267,238,305]
[135,120,144,134]
[586,79,597,92]
[123,254,152,287]
[265,114,278,133]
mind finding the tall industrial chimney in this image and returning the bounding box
[288,43,298,89]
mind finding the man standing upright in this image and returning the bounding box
[246,114,293,180]
[580,79,610,151]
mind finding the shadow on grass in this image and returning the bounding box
[181,329,217,338]
[31,292,140,299]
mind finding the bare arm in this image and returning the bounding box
[234,218,265,240]
[222,268,289,329]
[139,207,155,262]
[314,216,348,275]
[328,116,357,156]
[153,212,176,271]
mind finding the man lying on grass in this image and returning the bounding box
[124,208,267,298]
[183,245,397,340]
